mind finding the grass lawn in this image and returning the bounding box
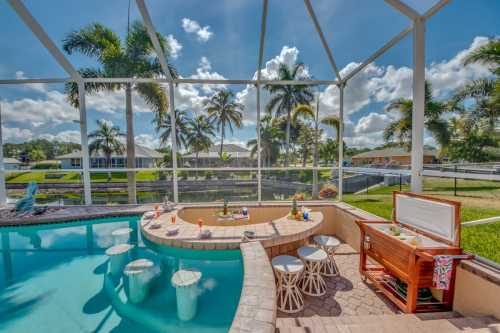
[344,178,500,263]
[6,171,161,183]
[344,177,500,222]
[461,222,500,264]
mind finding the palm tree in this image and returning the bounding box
[293,102,337,198]
[205,90,244,156]
[265,63,314,167]
[247,115,283,167]
[321,115,341,143]
[383,81,450,151]
[463,38,500,75]
[319,139,339,165]
[62,21,177,204]
[185,115,215,174]
[155,109,190,150]
[458,38,500,130]
[88,120,125,181]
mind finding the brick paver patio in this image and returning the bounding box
[277,243,399,319]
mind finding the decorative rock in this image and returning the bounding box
[124,259,155,303]
[105,243,134,276]
[112,227,133,244]
[171,269,202,321]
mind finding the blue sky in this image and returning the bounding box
[0,0,499,150]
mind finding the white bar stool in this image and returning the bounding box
[313,235,340,276]
[297,246,327,296]
[105,243,134,276]
[112,227,133,244]
[171,269,202,321]
[124,258,155,303]
[272,255,305,313]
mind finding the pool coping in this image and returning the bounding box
[0,204,154,227]
[229,241,276,333]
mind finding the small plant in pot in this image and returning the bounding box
[319,184,338,199]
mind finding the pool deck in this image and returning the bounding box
[0,204,154,226]
[140,208,323,250]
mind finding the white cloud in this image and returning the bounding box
[1,90,78,127]
[181,18,213,42]
[427,36,492,98]
[190,57,227,94]
[166,34,182,59]
[354,112,392,134]
[135,134,160,149]
[39,130,81,144]
[2,126,33,143]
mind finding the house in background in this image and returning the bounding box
[4,157,22,170]
[56,144,163,169]
[182,144,254,167]
[351,147,438,167]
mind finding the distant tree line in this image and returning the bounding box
[3,139,81,163]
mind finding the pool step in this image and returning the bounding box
[276,313,500,333]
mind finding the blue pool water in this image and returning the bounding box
[0,216,243,333]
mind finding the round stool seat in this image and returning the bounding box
[105,243,133,256]
[272,255,304,314]
[314,235,340,249]
[172,269,202,321]
[272,255,304,274]
[171,269,202,288]
[106,244,133,276]
[124,259,155,304]
[298,246,327,262]
[112,227,133,244]
[297,246,327,296]
[314,235,341,277]
[112,227,133,237]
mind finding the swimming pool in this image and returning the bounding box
[0,215,243,333]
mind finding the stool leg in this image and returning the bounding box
[299,261,326,296]
[275,270,304,313]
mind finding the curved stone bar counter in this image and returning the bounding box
[140,206,324,250]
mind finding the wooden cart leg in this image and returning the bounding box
[406,281,418,313]
[442,261,458,311]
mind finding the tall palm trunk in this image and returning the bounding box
[106,154,112,182]
[219,122,225,157]
[312,99,319,199]
[195,151,199,180]
[285,110,291,167]
[125,84,137,204]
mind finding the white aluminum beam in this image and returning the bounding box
[384,0,420,20]
[0,77,341,86]
[168,83,179,203]
[0,78,70,85]
[338,84,345,200]
[411,18,425,193]
[0,103,6,206]
[343,26,412,82]
[77,82,92,205]
[135,0,174,81]
[256,0,268,202]
[257,0,268,82]
[8,0,81,80]
[423,0,451,20]
[303,0,342,80]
